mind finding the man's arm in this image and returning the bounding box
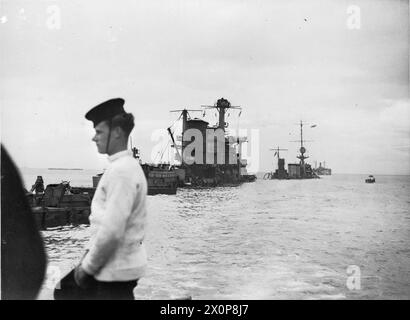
[80,170,137,276]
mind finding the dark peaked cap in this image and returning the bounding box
[85,98,126,127]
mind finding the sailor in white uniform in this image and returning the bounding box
[74,98,148,300]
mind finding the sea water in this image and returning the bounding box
[20,169,410,299]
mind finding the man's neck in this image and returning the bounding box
[107,144,128,156]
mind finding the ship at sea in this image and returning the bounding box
[313,161,332,175]
[166,97,256,187]
[91,98,255,194]
[264,121,319,180]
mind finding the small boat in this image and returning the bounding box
[27,180,92,230]
[365,175,376,183]
[141,163,179,195]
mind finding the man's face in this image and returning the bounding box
[92,121,111,154]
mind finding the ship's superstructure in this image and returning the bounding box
[264,121,319,180]
[168,98,255,187]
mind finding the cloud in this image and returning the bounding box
[0,0,408,174]
[379,99,410,129]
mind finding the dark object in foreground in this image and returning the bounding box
[54,266,138,300]
[1,145,47,299]
[54,269,84,300]
[365,175,376,183]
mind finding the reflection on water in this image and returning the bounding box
[37,174,410,299]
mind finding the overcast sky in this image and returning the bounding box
[1,0,409,174]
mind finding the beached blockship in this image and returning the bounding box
[264,121,320,180]
[167,98,256,187]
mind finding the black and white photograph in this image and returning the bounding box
[1,0,409,303]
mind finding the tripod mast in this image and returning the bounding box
[201,98,241,131]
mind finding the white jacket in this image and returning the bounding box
[82,150,148,281]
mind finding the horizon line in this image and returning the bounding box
[17,166,410,176]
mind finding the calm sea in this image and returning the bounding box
[20,168,410,299]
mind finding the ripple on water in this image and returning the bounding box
[38,175,410,299]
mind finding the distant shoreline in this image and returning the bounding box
[17,167,410,176]
[47,168,83,171]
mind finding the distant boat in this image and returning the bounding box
[313,161,332,176]
[48,168,83,171]
[365,175,376,183]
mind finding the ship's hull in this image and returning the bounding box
[178,163,247,187]
[92,165,179,195]
[27,183,92,230]
[314,168,332,175]
[32,206,90,230]
[141,164,179,195]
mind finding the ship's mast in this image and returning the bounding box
[269,146,288,170]
[129,136,141,160]
[202,98,241,132]
[169,108,202,164]
[289,120,314,178]
[167,127,181,161]
[181,109,187,134]
[169,100,241,165]
[297,121,308,165]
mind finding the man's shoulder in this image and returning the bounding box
[109,156,144,178]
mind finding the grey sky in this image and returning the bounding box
[1,0,409,174]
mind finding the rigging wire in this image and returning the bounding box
[158,139,171,163]
[168,112,183,130]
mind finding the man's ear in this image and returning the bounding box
[112,126,122,139]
